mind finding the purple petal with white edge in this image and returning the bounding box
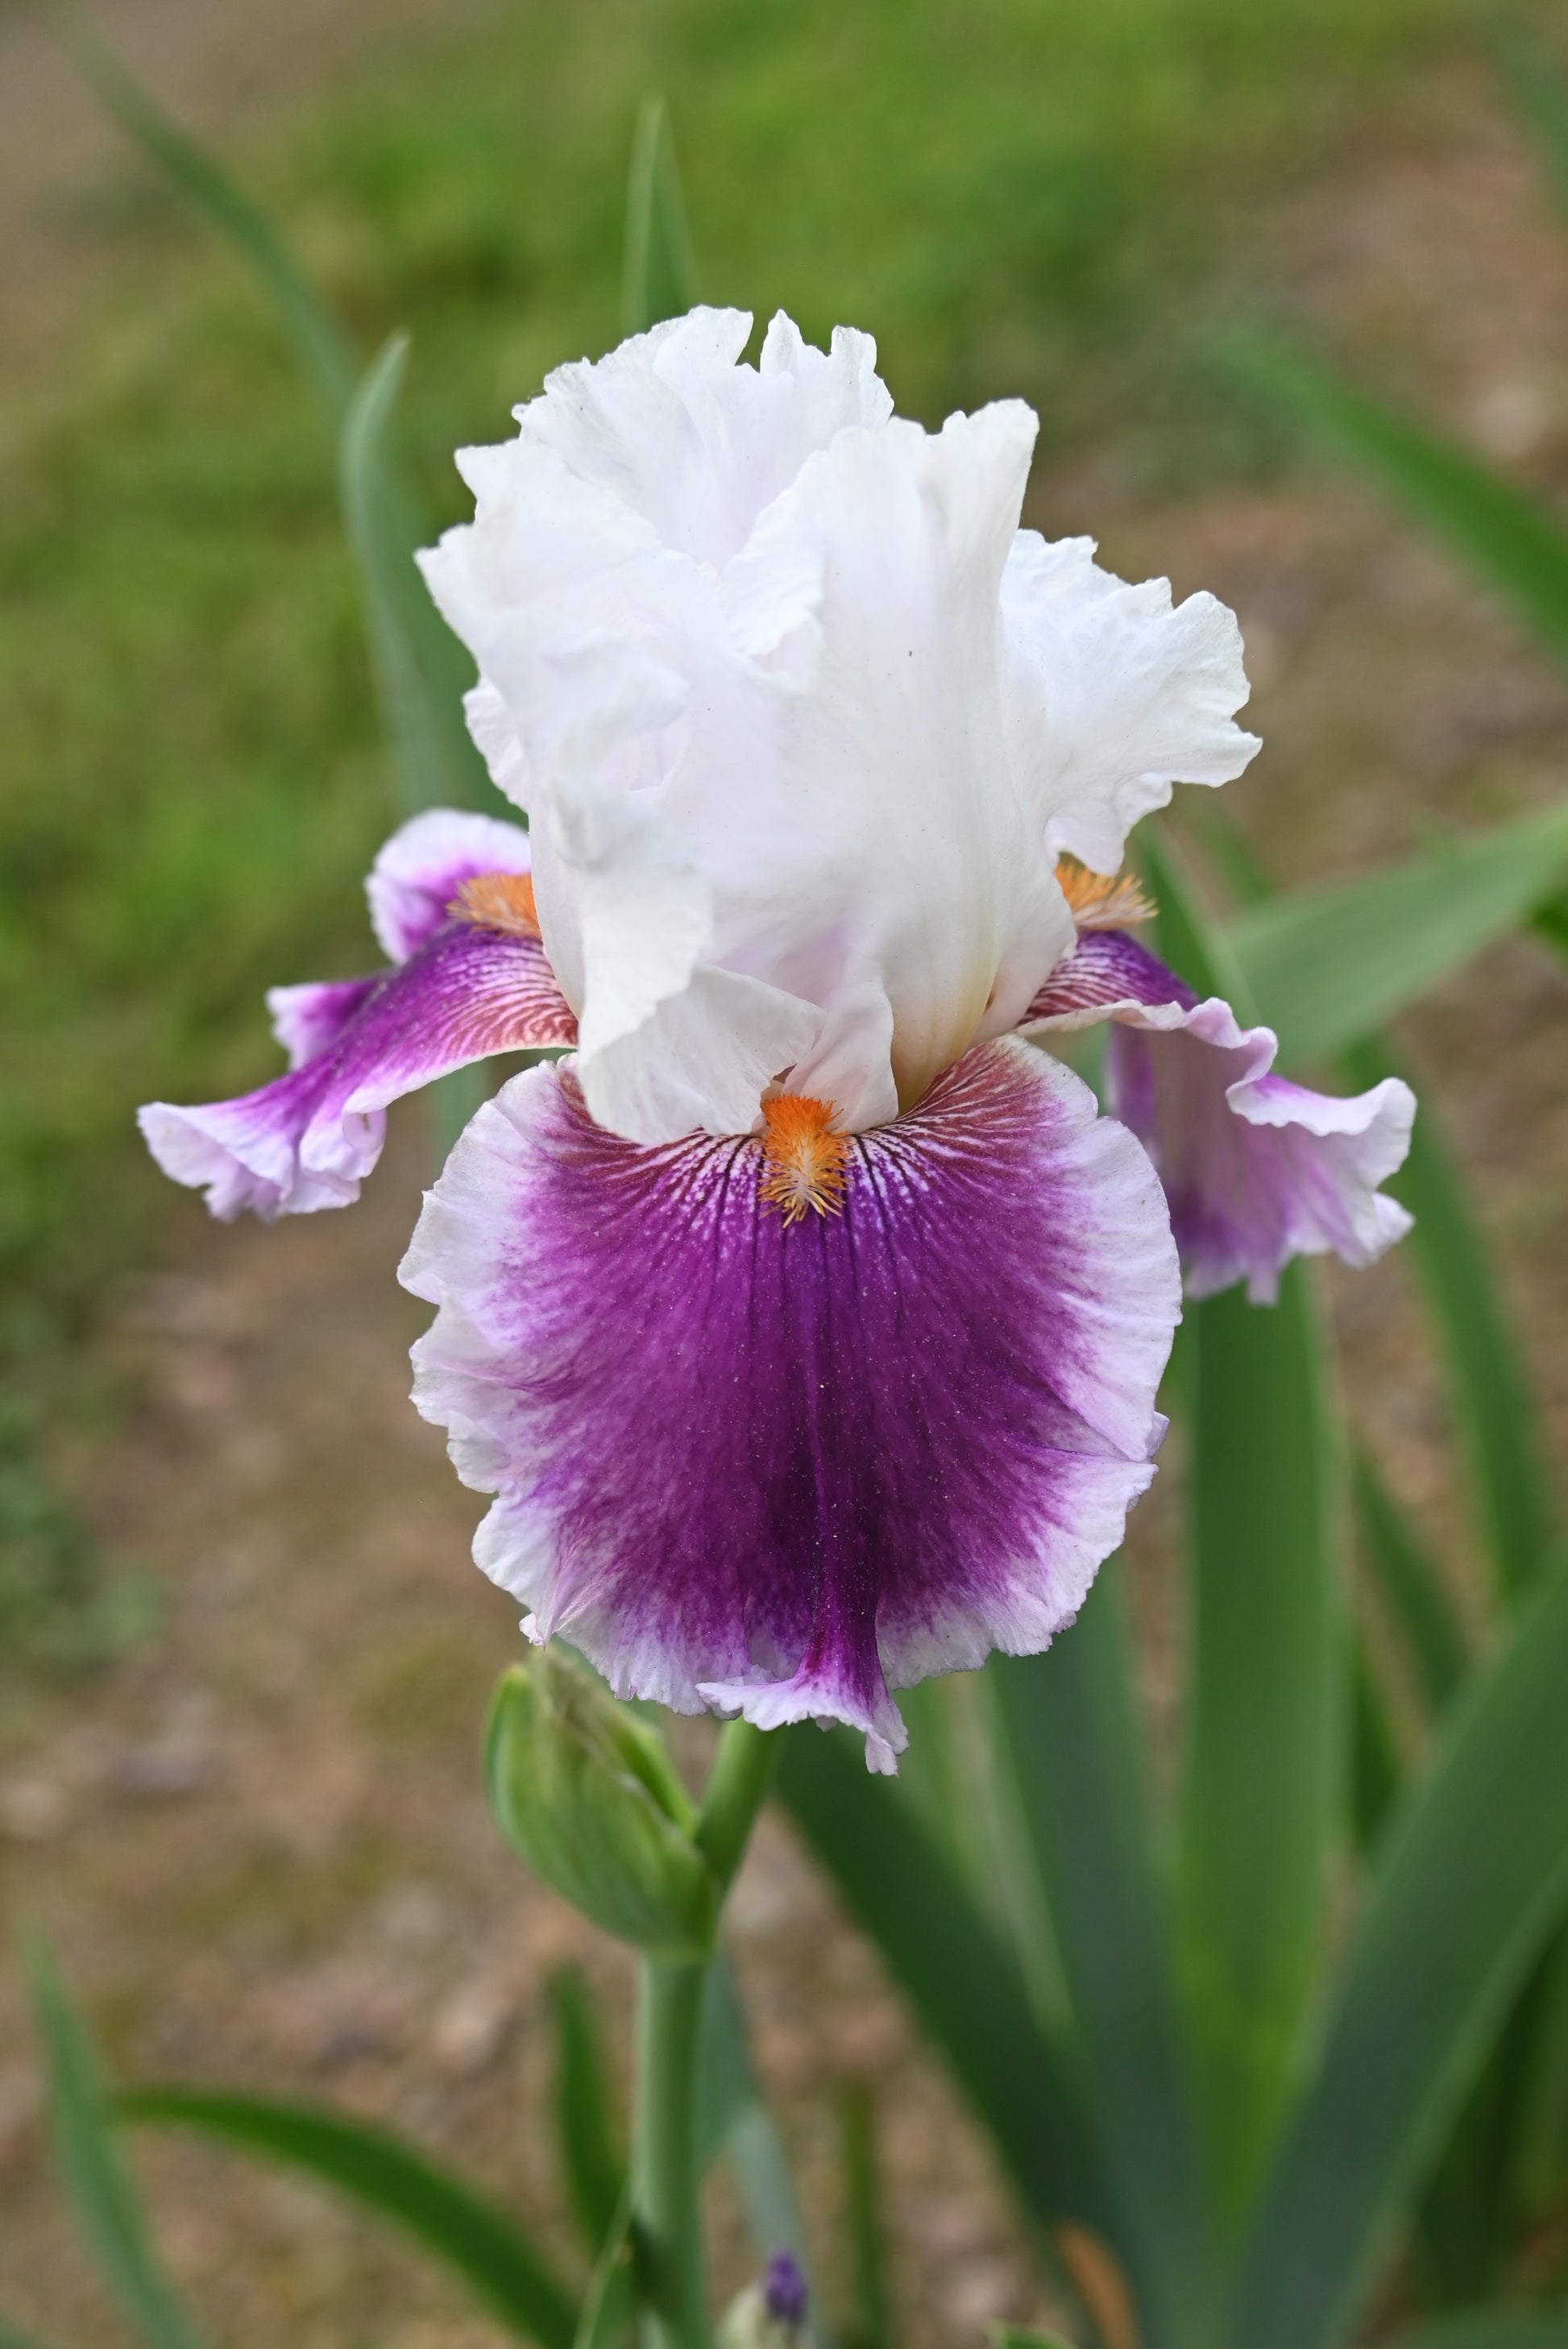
[267,977,378,1069]
[1021,931,1416,1303]
[140,921,577,1222]
[367,807,533,963]
[400,1038,1180,1772]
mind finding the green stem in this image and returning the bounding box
[694,1718,782,1890]
[631,1721,782,2349]
[635,1955,710,2349]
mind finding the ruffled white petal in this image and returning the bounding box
[418,309,1260,1138]
[1001,533,1260,876]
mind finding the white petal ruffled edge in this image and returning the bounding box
[1002,533,1261,877]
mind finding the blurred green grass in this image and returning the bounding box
[0,0,1480,1491]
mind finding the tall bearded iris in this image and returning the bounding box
[141,309,1414,1770]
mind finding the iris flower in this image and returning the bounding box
[141,309,1414,1770]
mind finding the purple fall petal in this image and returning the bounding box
[400,1040,1179,1770]
[266,976,379,1069]
[367,807,534,961]
[1022,930,1415,1301]
[139,921,577,1221]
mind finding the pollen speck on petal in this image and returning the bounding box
[758,1094,849,1224]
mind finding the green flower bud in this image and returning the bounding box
[485,1648,720,1957]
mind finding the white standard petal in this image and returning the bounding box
[1001,533,1261,875]
[664,397,1075,1121]
[530,768,816,1143]
[512,306,892,571]
[416,311,1264,1145]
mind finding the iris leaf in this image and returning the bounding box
[48,3,355,424]
[572,2188,637,2349]
[990,1577,1211,2339]
[1501,20,1568,229]
[1349,1631,1403,1856]
[1415,1933,1566,2310]
[1147,832,1344,2224]
[1180,1265,1342,2219]
[340,334,492,819]
[838,2077,893,2349]
[622,98,699,335]
[60,21,489,823]
[1222,801,1568,1070]
[696,1955,812,2287]
[1514,1924,1568,2213]
[1227,334,1568,668]
[1344,1037,1553,1604]
[118,2087,578,2349]
[1352,1452,1469,1715]
[776,1729,1130,2264]
[1383,2318,1568,2349]
[25,1940,209,2349]
[1224,1546,1568,2349]
[0,2319,54,2349]
[550,1966,625,2256]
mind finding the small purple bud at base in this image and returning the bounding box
[764,2251,809,2329]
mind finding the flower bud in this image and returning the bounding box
[718,2253,810,2349]
[485,1648,720,1957]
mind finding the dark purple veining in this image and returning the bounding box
[404,1039,1180,1763]
[140,919,576,1219]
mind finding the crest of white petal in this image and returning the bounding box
[512,307,894,571]
[1001,533,1262,876]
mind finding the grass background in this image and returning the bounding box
[0,0,1529,1619]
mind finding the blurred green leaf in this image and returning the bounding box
[901,1675,1074,2045]
[62,22,490,826]
[550,1967,625,2256]
[1148,834,1344,2220]
[339,334,492,817]
[1385,2317,1568,2349]
[0,2315,59,2349]
[1225,1546,1568,2349]
[26,1940,209,2349]
[695,1957,809,2276]
[1222,803,1568,1069]
[1230,335,1568,668]
[839,2077,892,2349]
[1350,1632,1402,1857]
[622,98,699,335]
[777,1729,1130,2271]
[51,4,355,423]
[1180,1265,1342,2218]
[991,1578,1210,2335]
[1499,21,1568,237]
[572,2187,637,2349]
[1353,1453,1468,1715]
[989,2332,1079,2349]
[1346,1037,1553,1601]
[693,1955,753,2174]
[1516,1925,1568,2211]
[119,2088,578,2349]
[1415,1936,1562,2310]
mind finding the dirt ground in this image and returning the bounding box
[4,7,1568,2345]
